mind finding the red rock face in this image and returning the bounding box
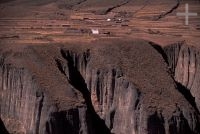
[0,0,200,134]
[164,43,200,113]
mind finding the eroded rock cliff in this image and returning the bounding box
[0,0,200,133]
[164,43,200,112]
[0,39,200,134]
[0,45,90,134]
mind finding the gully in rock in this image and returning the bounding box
[56,49,112,134]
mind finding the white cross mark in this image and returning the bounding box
[176,3,198,25]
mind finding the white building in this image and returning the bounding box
[91,29,99,34]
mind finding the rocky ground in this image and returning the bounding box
[0,0,200,134]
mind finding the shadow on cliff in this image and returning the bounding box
[0,0,15,4]
[147,112,165,134]
[168,108,196,134]
[147,110,200,134]
[45,109,80,134]
[0,118,9,134]
[176,82,200,114]
[150,43,200,133]
[150,43,169,65]
[150,43,200,113]
[56,49,112,134]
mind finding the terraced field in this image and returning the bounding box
[0,0,199,46]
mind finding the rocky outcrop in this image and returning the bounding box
[57,49,142,134]
[56,40,200,134]
[0,63,42,134]
[164,43,200,112]
[0,39,200,134]
[0,49,90,134]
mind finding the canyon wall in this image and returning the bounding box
[0,48,90,134]
[56,40,200,134]
[0,40,200,134]
[164,43,200,112]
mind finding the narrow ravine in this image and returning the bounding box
[57,49,111,134]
